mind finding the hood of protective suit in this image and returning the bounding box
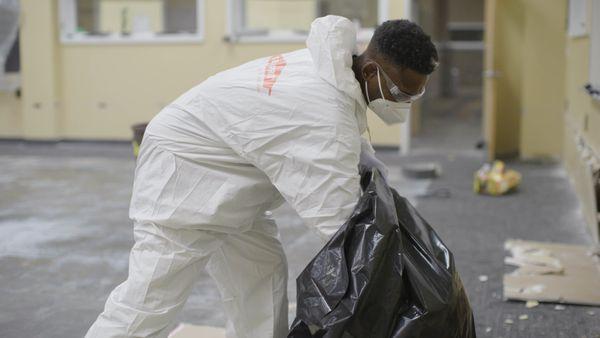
[307,16,368,132]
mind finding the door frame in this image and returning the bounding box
[483,0,498,160]
[400,0,414,155]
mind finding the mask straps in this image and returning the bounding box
[375,67,387,101]
[363,81,373,141]
[365,67,387,104]
[365,78,371,104]
[364,66,381,142]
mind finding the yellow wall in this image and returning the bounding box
[484,0,524,157]
[566,38,591,134]
[565,34,600,155]
[486,0,598,239]
[485,0,568,159]
[563,0,600,241]
[0,93,21,137]
[1,0,407,146]
[495,0,525,156]
[519,0,566,159]
[20,0,61,139]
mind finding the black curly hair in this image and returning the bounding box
[371,19,439,75]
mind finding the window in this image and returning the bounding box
[568,0,587,38]
[59,0,204,44]
[447,22,484,50]
[228,0,387,43]
[0,0,19,92]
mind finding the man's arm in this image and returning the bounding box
[221,102,363,240]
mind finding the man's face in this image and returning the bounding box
[363,57,429,103]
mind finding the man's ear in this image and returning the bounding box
[361,62,378,81]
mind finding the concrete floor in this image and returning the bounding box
[1,95,599,337]
[0,141,432,338]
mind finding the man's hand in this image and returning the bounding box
[359,137,389,181]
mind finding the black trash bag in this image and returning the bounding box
[288,169,476,338]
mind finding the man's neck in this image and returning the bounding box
[352,54,366,85]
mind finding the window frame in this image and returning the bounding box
[568,0,588,38]
[589,0,600,100]
[446,21,484,51]
[58,0,205,45]
[226,0,389,44]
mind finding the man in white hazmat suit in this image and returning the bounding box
[86,15,438,338]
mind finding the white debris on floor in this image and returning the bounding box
[503,239,600,306]
[168,324,225,338]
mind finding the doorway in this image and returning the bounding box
[409,0,485,153]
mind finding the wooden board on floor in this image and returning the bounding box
[503,239,600,306]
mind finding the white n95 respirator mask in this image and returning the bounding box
[365,68,411,125]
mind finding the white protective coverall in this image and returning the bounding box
[86,15,374,338]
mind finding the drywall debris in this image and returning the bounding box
[504,241,564,275]
[503,240,600,306]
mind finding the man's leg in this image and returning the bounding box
[86,222,225,338]
[206,214,289,338]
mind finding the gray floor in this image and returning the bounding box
[0,141,431,338]
[1,95,599,337]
